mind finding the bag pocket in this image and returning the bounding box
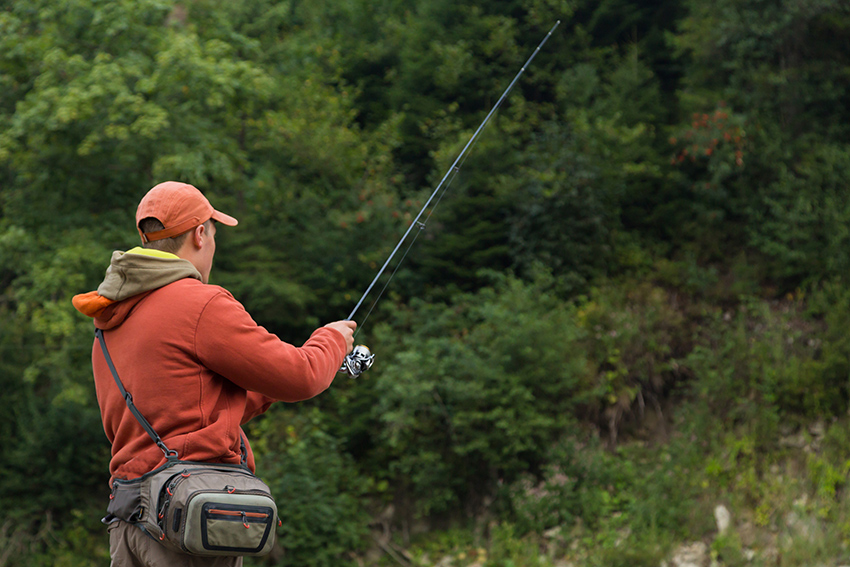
[200,502,275,552]
[106,481,143,523]
[181,491,277,555]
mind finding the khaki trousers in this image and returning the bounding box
[108,521,243,567]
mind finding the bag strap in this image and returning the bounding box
[95,328,178,460]
[95,329,248,465]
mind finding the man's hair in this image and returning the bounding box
[138,218,212,254]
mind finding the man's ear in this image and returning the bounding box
[191,224,206,249]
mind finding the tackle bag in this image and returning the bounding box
[97,329,279,557]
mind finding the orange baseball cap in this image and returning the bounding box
[136,181,238,243]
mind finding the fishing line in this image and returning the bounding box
[353,107,500,339]
[352,164,462,339]
[340,20,561,376]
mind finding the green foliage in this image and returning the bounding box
[506,433,706,552]
[0,506,109,567]
[506,437,631,533]
[486,522,553,567]
[573,281,691,442]
[684,292,846,427]
[248,408,369,567]
[674,0,850,140]
[668,0,850,287]
[372,272,586,514]
[402,524,554,567]
[747,143,850,285]
[0,232,112,520]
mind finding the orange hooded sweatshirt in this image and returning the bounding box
[73,248,347,483]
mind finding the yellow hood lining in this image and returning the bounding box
[124,246,180,260]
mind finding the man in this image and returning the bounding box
[73,181,355,566]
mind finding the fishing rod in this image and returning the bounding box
[340,20,561,377]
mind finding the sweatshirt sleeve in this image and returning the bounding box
[194,289,347,402]
[243,392,275,424]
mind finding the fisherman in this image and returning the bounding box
[72,181,355,566]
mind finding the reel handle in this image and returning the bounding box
[339,345,375,378]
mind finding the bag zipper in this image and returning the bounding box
[206,509,270,529]
[207,509,269,518]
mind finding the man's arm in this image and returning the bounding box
[195,290,353,402]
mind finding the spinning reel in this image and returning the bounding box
[340,345,375,378]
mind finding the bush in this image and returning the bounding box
[683,293,839,431]
[572,280,693,444]
[746,143,850,288]
[506,436,631,534]
[372,272,587,516]
[506,433,707,547]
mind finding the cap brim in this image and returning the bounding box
[211,210,238,227]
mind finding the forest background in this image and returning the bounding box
[2,0,850,566]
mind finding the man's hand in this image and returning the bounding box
[324,320,357,354]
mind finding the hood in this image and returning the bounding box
[72,247,202,329]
